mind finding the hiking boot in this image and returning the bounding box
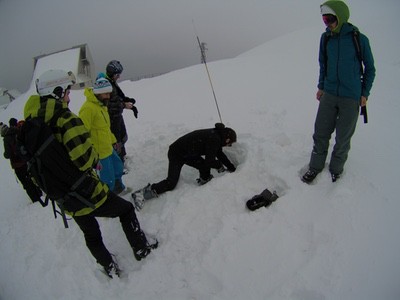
[196,174,213,186]
[104,260,121,278]
[133,238,158,261]
[302,169,318,184]
[131,192,145,211]
[331,173,341,182]
[142,183,157,200]
[131,184,157,211]
[134,247,152,261]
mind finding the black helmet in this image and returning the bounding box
[106,60,123,76]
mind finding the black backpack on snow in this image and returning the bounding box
[17,113,96,227]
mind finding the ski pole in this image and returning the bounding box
[192,21,223,124]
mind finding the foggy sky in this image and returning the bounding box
[0,0,378,92]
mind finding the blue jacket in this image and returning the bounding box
[318,23,376,101]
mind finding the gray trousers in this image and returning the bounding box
[309,92,360,174]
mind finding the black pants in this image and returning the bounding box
[152,153,210,195]
[73,192,147,267]
[14,166,42,203]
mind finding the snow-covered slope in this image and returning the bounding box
[1,11,399,300]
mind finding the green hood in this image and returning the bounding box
[321,0,350,33]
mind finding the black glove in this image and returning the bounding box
[125,97,136,105]
[227,165,236,173]
[124,97,138,117]
[132,105,138,118]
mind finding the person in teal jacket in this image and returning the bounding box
[79,77,129,194]
[302,0,376,184]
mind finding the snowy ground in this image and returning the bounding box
[1,2,400,299]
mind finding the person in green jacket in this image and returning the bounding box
[25,69,155,278]
[302,0,376,184]
[79,77,129,195]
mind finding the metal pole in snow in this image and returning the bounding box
[193,20,223,124]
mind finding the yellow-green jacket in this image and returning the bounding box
[24,95,109,216]
[79,88,117,159]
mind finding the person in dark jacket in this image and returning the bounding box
[131,123,237,210]
[104,60,138,162]
[1,118,42,204]
[302,0,376,184]
[25,69,155,278]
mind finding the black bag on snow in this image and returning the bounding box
[246,188,279,211]
[17,115,96,227]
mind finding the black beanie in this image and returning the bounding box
[225,128,237,143]
[214,123,236,143]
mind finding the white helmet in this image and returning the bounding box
[36,69,76,99]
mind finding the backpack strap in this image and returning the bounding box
[351,28,364,75]
[51,198,69,228]
[322,33,331,77]
[349,25,368,123]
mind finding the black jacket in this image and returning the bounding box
[107,79,128,143]
[168,128,235,171]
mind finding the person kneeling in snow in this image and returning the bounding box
[131,123,237,210]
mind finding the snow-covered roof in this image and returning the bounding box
[31,44,94,91]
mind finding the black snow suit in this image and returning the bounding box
[152,127,235,195]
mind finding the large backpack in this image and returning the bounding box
[17,112,96,228]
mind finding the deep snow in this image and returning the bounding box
[1,2,400,299]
